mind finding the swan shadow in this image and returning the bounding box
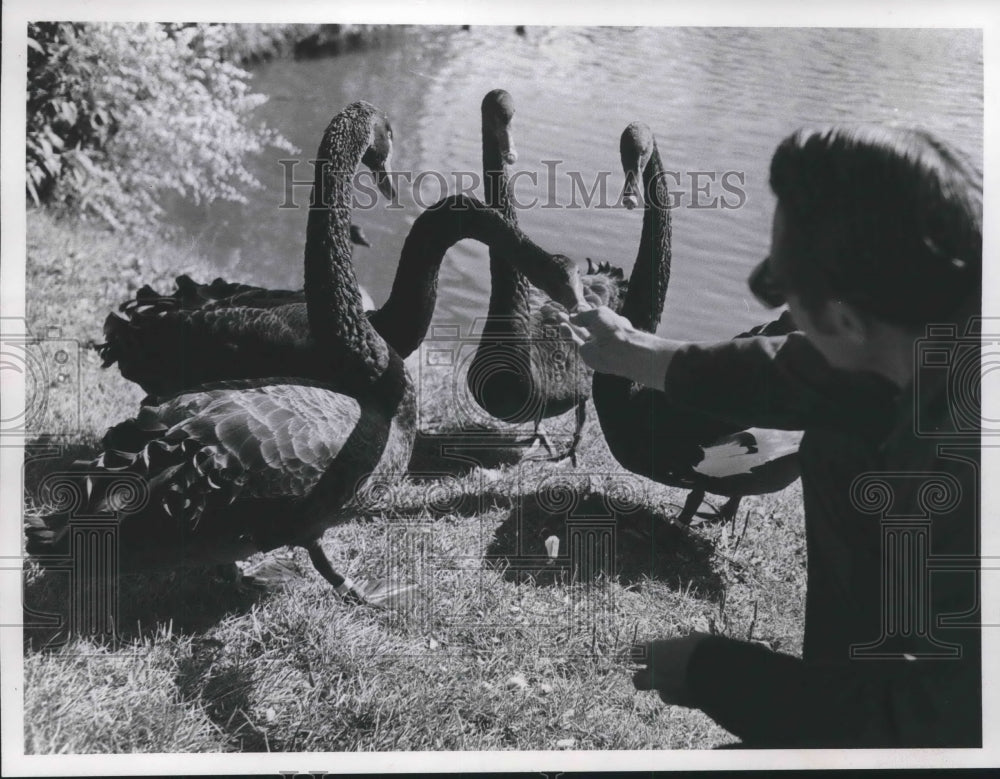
[21,563,272,652]
[484,490,724,599]
[21,439,274,649]
[407,425,540,476]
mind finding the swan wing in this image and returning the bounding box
[94,381,363,521]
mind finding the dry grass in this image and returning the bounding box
[19,208,807,752]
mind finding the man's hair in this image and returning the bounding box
[769,125,982,326]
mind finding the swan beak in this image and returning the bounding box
[544,534,560,562]
[622,170,642,210]
[350,224,372,247]
[499,130,518,165]
[375,166,396,201]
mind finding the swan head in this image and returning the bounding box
[620,122,655,210]
[581,259,629,310]
[482,89,518,165]
[539,253,589,313]
[353,102,396,200]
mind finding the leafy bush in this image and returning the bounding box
[26,22,295,233]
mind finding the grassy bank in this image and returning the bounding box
[21,207,808,752]
[215,23,401,65]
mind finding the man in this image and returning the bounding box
[561,125,982,747]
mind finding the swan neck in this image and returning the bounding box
[482,124,530,326]
[622,142,672,333]
[371,198,542,358]
[482,133,515,222]
[304,116,390,378]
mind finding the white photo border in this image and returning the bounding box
[2,0,997,774]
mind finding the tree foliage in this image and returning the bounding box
[26,22,295,232]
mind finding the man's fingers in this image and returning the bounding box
[557,311,591,344]
[629,642,655,692]
[569,307,605,327]
[559,321,588,347]
[630,642,661,695]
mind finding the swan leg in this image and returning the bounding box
[693,495,744,525]
[305,539,366,604]
[534,424,557,456]
[719,495,742,525]
[519,423,556,457]
[538,400,587,466]
[565,399,587,466]
[524,402,586,466]
[676,488,706,526]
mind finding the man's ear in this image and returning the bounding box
[824,298,870,345]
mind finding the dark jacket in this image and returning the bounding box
[660,304,981,747]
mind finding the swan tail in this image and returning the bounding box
[102,295,304,397]
[151,274,254,311]
[99,311,180,395]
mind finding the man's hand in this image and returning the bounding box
[630,634,709,707]
[559,307,680,389]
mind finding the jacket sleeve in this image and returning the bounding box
[661,331,899,437]
[684,633,981,747]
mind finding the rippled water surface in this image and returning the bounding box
[170,26,982,341]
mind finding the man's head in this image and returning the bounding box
[750,125,982,382]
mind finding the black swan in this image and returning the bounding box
[28,120,588,604]
[589,122,802,527]
[27,102,415,604]
[466,89,627,465]
[100,100,396,402]
[26,200,587,603]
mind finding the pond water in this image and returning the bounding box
[168,26,983,342]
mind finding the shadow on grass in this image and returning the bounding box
[21,438,278,651]
[174,638,269,751]
[406,426,540,476]
[363,471,518,522]
[22,439,101,511]
[21,564,272,653]
[484,490,724,599]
